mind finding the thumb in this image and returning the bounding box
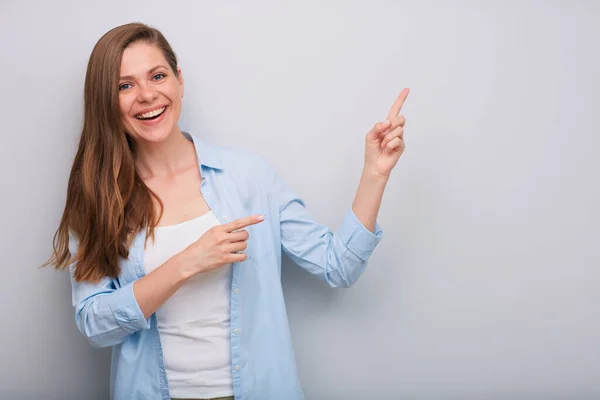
[367,120,391,140]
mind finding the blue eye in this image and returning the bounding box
[119,83,131,91]
[153,73,165,81]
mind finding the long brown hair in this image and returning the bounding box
[43,23,178,282]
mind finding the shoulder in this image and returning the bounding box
[191,134,275,178]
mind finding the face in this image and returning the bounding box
[118,41,184,144]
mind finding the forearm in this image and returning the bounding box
[351,167,389,233]
[133,253,191,319]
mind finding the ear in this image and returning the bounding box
[177,67,184,98]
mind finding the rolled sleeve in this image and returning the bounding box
[337,208,384,261]
[69,233,150,347]
[108,281,150,333]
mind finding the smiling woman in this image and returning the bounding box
[43,21,408,400]
[118,43,184,141]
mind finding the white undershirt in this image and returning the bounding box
[144,210,234,398]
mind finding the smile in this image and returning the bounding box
[135,106,167,120]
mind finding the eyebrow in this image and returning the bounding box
[119,65,169,81]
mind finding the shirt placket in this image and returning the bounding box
[200,166,243,396]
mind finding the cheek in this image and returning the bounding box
[166,90,182,118]
[167,83,182,106]
[118,96,129,117]
[118,95,135,125]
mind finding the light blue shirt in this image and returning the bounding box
[68,132,384,400]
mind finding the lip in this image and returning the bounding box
[134,104,168,118]
[134,105,168,126]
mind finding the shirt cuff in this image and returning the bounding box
[338,208,384,261]
[108,281,150,333]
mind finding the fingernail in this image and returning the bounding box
[257,215,265,221]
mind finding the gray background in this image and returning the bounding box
[1,1,598,399]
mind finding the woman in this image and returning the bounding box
[45,22,409,400]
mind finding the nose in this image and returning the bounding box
[136,82,158,103]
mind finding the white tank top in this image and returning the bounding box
[144,210,234,398]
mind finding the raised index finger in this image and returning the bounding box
[222,214,265,233]
[387,88,410,121]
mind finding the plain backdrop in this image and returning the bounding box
[1,1,598,399]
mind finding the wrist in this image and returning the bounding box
[362,164,390,184]
[170,251,196,281]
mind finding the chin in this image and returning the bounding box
[136,130,173,143]
[126,122,177,144]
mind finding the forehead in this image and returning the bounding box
[120,42,168,77]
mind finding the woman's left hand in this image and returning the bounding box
[363,88,410,179]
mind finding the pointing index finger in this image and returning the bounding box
[387,88,410,121]
[223,214,265,232]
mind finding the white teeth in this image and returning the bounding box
[136,107,166,119]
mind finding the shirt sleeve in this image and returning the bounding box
[256,155,384,288]
[68,232,150,348]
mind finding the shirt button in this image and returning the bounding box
[222,215,228,220]
[235,365,241,371]
[233,328,240,334]
[233,288,239,294]
[205,191,210,196]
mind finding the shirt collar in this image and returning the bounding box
[183,131,224,170]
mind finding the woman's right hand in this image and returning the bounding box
[176,214,265,277]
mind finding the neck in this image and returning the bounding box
[133,129,197,179]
